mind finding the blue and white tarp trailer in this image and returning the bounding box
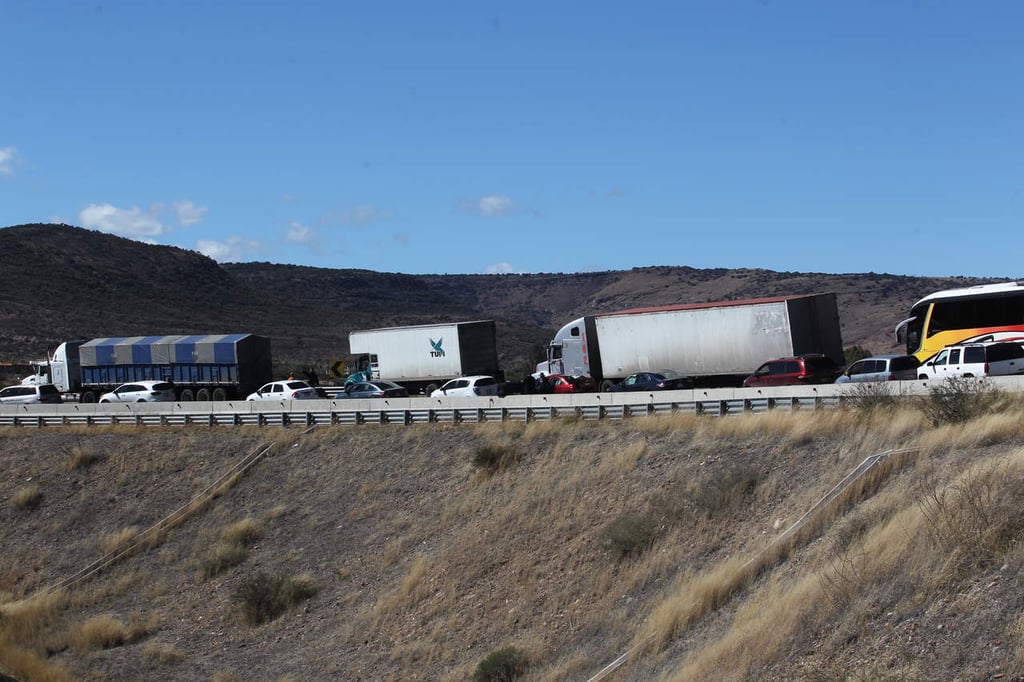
[74,333,273,402]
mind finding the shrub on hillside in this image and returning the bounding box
[231,572,317,625]
[472,646,528,682]
[919,377,1003,425]
[841,382,901,413]
[600,512,659,558]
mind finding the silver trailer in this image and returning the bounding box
[538,294,844,390]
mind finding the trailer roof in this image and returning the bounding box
[602,293,830,317]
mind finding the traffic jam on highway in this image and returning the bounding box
[4,282,1024,407]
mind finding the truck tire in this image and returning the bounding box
[600,379,616,392]
[426,383,439,396]
[80,390,97,403]
[212,387,228,402]
[178,388,195,401]
[195,388,212,402]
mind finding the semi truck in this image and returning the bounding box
[537,294,844,390]
[346,320,503,395]
[24,334,273,402]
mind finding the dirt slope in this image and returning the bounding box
[2,405,1024,681]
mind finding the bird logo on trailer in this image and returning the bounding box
[430,337,445,357]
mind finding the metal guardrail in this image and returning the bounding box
[3,377,1024,428]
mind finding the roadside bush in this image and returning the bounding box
[841,382,901,413]
[599,512,659,558]
[10,485,43,511]
[65,445,104,470]
[919,377,1003,425]
[200,517,264,579]
[473,443,521,473]
[231,572,317,625]
[473,646,528,682]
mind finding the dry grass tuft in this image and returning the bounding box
[10,484,43,511]
[199,516,265,578]
[99,526,140,554]
[65,445,104,470]
[141,641,184,665]
[0,591,73,682]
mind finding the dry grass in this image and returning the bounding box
[10,484,43,511]
[69,613,155,651]
[99,526,140,554]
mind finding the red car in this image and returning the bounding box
[541,374,597,394]
[742,354,842,387]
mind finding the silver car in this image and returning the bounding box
[835,355,920,384]
[0,383,63,404]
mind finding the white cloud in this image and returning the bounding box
[195,237,262,262]
[462,194,514,217]
[79,203,166,237]
[173,200,207,226]
[0,146,20,177]
[484,261,516,274]
[286,221,313,244]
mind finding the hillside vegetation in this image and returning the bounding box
[0,223,1002,379]
[3,386,1024,680]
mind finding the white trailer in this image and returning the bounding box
[538,294,844,390]
[347,320,502,394]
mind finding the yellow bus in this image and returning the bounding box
[895,281,1024,362]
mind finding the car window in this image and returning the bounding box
[475,377,496,386]
[986,344,1024,361]
[848,361,869,375]
[932,350,949,366]
[119,384,142,393]
[785,361,801,374]
[949,348,963,364]
[285,381,308,390]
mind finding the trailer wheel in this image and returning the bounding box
[80,390,97,403]
[600,379,616,392]
[195,388,212,402]
[212,387,228,402]
[178,388,195,401]
[426,383,439,395]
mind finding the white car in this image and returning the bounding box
[430,375,501,398]
[917,341,1024,380]
[98,380,176,403]
[246,380,319,401]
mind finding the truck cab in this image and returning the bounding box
[537,317,589,379]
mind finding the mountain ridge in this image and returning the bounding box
[0,223,999,376]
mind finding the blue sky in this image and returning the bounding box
[3,1,1022,278]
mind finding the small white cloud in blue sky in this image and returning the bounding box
[463,195,513,217]
[0,147,20,177]
[79,200,208,238]
[484,262,516,274]
[196,237,262,262]
[286,221,313,244]
[80,204,166,237]
[172,200,207,227]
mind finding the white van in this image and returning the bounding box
[917,341,1024,380]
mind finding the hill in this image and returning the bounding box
[2,398,1024,680]
[0,223,1000,379]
